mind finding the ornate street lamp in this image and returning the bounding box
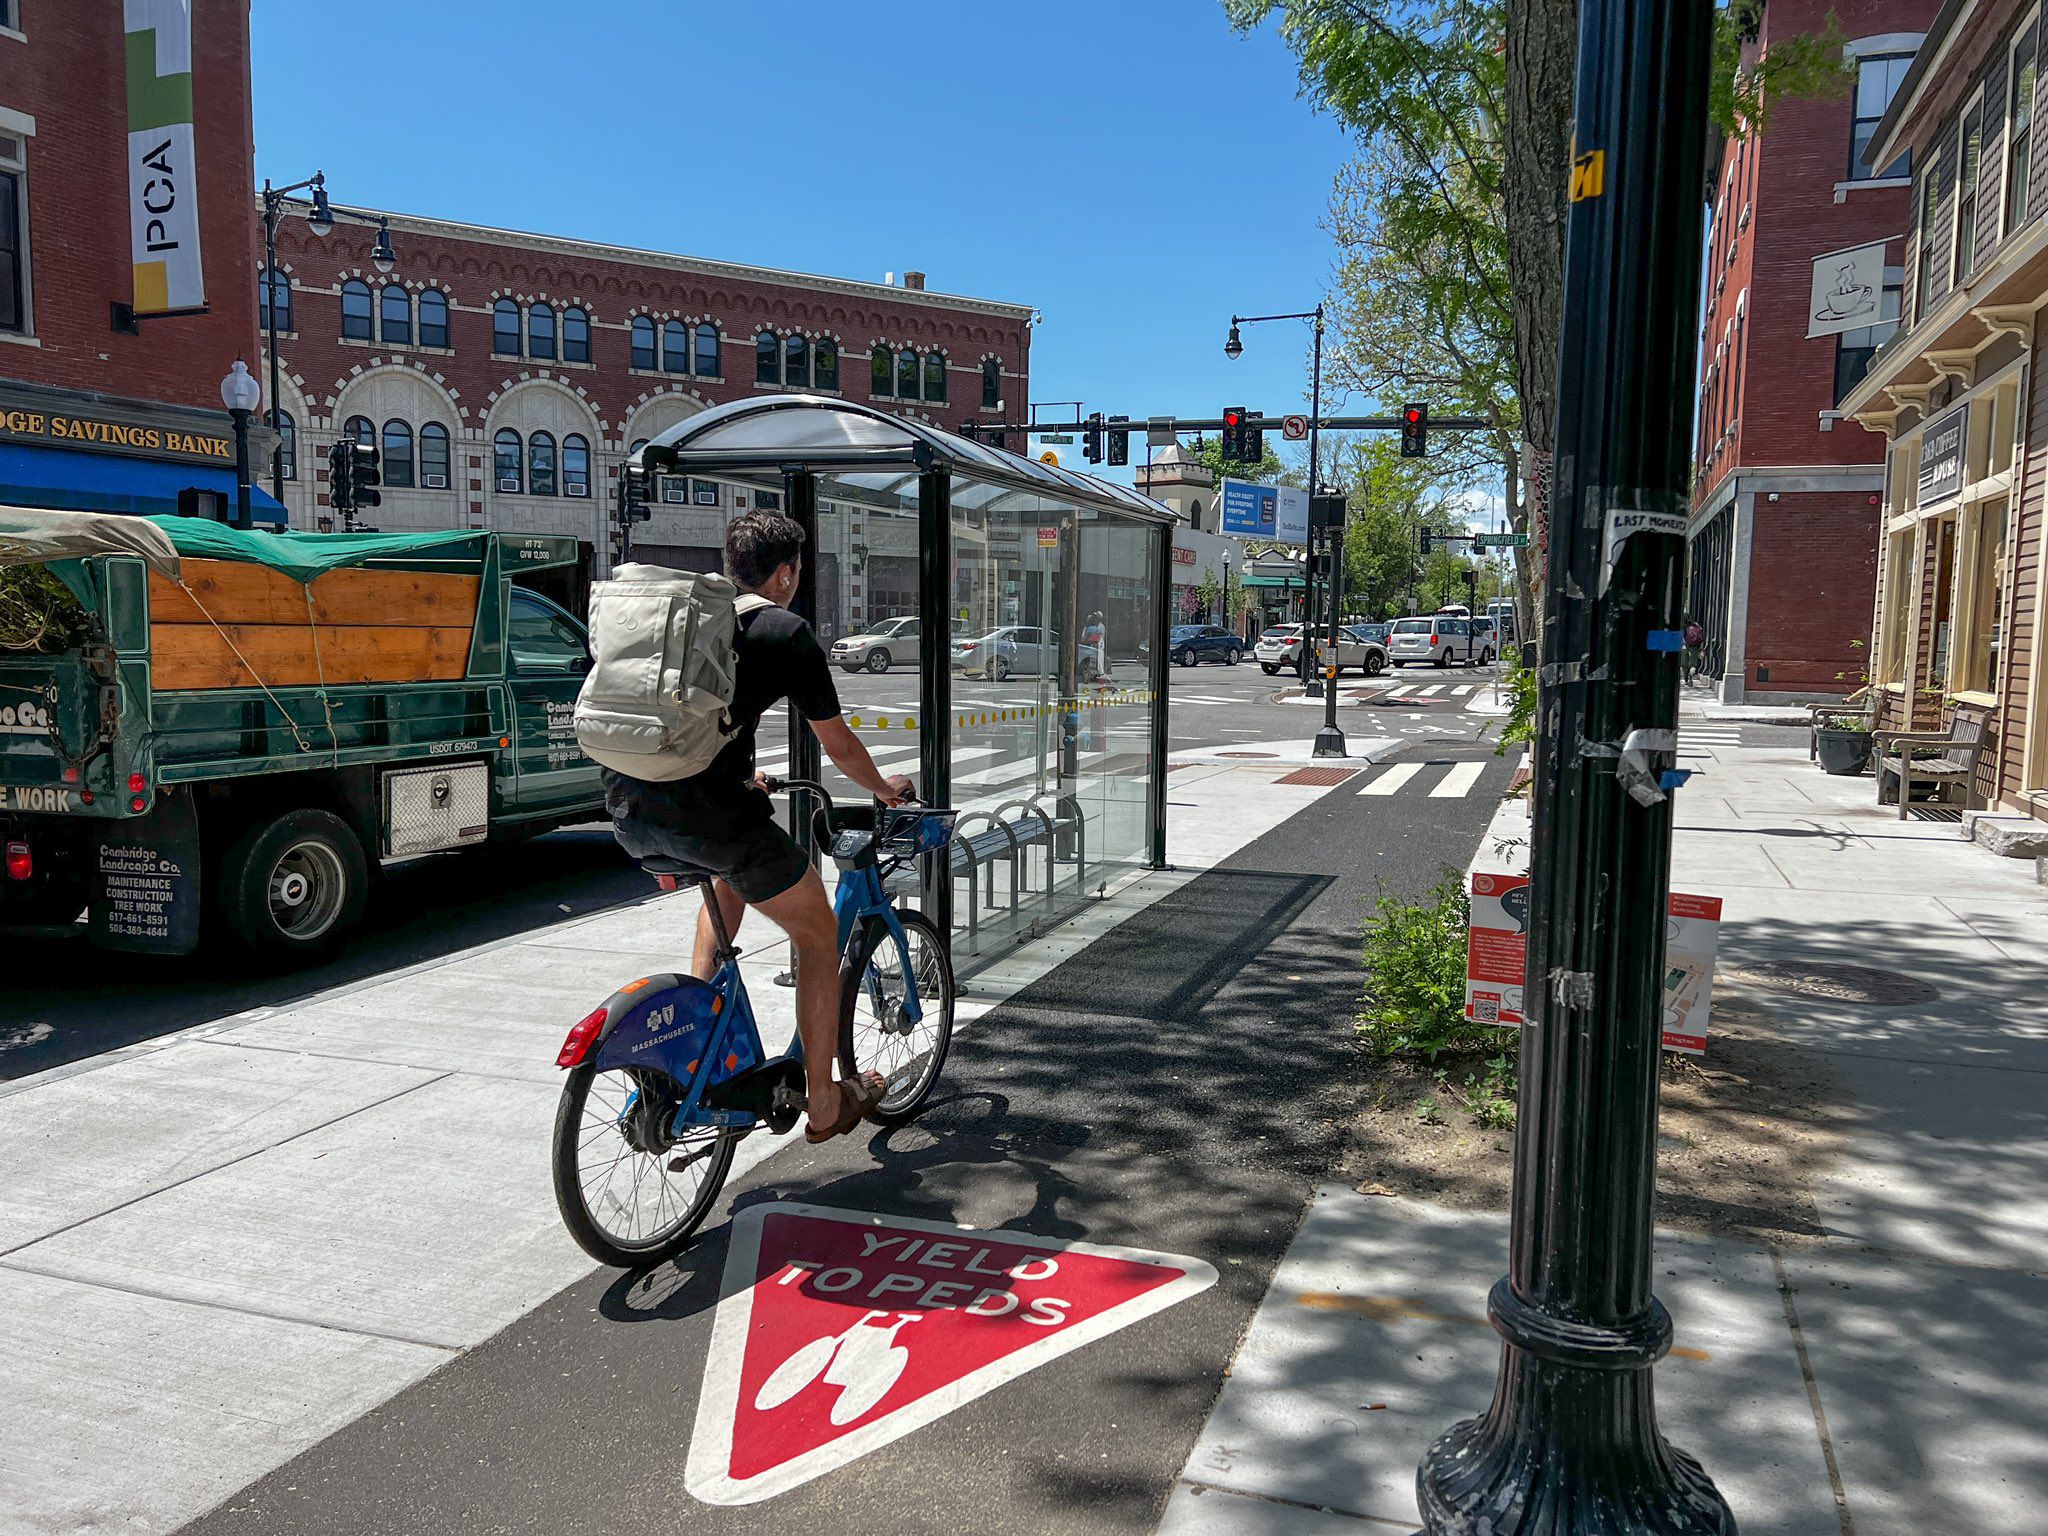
[219,359,262,530]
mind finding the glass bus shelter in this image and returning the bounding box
[639,397,1177,968]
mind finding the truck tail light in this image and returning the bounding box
[556,1005,608,1068]
[128,772,148,812]
[5,842,29,881]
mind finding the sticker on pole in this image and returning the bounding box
[685,1202,1218,1506]
[1600,506,1687,592]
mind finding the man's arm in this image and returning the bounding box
[809,715,915,804]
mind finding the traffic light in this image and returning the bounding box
[346,444,382,512]
[1245,412,1265,463]
[1221,406,1247,464]
[1106,414,1129,467]
[1419,527,1433,555]
[619,463,652,524]
[959,421,980,444]
[328,440,353,514]
[1082,411,1105,465]
[1400,402,1429,458]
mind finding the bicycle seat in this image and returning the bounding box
[639,855,715,884]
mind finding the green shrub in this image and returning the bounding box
[1494,648,1537,758]
[1359,872,1512,1058]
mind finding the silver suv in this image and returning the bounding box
[1386,614,1483,668]
[831,615,923,674]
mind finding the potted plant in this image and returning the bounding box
[1814,713,1872,775]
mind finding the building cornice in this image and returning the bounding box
[265,202,1037,324]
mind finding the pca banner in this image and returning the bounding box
[124,0,204,315]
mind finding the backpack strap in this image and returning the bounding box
[734,593,776,618]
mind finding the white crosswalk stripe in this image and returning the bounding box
[1430,762,1486,798]
[1416,684,1444,696]
[1450,684,1475,696]
[1360,763,1424,795]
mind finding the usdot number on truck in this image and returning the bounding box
[0,509,606,962]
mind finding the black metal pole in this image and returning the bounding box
[262,189,286,505]
[1314,516,1348,757]
[1416,3,1727,1532]
[916,463,953,931]
[1147,518,1172,869]
[230,408,252,529]
[785,469,823,861]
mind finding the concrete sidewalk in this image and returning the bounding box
[1165,729,2048,1533]
[0,761,1356,1536]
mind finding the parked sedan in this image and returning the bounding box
[953,625,1048,680]
[1168,624,1245,667]
[831,614,924,674]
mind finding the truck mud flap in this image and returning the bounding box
[89,786,202,955]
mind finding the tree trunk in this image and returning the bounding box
[1506,0,1578,465]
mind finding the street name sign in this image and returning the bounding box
[685,1203,1216,1505]
[1474,533,1530,549]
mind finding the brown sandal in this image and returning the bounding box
[803,1072,886,1144]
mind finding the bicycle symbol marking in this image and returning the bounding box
[754,1309,921,1427]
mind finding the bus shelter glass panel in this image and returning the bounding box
[947,477,1160,958]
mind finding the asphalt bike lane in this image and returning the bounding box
[180,741,1515,1536]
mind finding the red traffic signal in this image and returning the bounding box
[1221,406,1248,464]
[1400,402,1429,458]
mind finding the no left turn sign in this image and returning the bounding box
[685,1202,1217,1505]
[1282,414,1310,441]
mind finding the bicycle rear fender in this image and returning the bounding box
[585,974,762,1087]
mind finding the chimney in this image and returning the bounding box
[902,271,926,291]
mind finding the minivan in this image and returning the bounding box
[1386,614,1484,668]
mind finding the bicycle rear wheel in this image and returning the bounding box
[839,910,955,1123]
[551,1064,737,1268]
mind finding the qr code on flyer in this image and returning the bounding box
[1470,993,1501,1023]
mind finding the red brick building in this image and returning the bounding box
[0,0,280,518]
[262,210,1032,613]
[1688,0,1938,701]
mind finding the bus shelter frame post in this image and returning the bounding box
[1148,519,1172,869]
[783,467,824,856]
[917,462,953,933]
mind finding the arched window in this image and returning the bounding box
[562,307,589,363]
[756,329,780,384]
[528,429,558,496]
[417,288,449,348]
[379,286,411,345]
[340,280,372,340]
[982,357,1001,410]
[493,298,521,356]
[267,409,296,479]
[419,422,451,488]
[259,268,293,333]
[381,419,415,487]
[923,351,946,402]
[494,429,523,493]
[814,337,839,391]
[563,433,591,497]
[663,319,689,375]
[784,334,810,389]
[896,348,919,400]
[694,322,720,377]
[527,304,555,361]
[871,347,892,396]
[630,315,657,370]
[346,414,374,448]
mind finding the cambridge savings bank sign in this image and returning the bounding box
[0,392,235,466]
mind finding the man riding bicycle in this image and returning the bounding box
[603,511,914,1145]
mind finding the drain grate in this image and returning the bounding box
[1277,765,1361,786]
[1723,960,1940,1005]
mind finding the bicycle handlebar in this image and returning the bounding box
[762,775,921,810]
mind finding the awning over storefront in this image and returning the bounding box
[0,445,288,524]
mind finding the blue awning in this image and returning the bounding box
[0,444,288,524]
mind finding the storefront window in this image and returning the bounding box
[1880,528,1915,682]
[1962,499,2008,694]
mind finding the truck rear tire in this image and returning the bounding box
[217,808,368,964]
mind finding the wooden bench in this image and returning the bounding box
[1874,711,1990,819]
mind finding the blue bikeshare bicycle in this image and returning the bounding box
[550,779,958,1268]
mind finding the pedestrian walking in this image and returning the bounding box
[1682,617,1706,684]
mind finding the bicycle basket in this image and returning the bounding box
[879,807,957,856]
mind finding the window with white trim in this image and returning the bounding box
[494,429,523,493]
[1955,90,1985,282]
[418,288,449,348]
[1913,151,1942,317]
[380,284,411,346]
[2006,10,2039,235]
[563,433,590,497]
[1850,53,1913,179]
[419,422,450,488]
[341,280,373,341]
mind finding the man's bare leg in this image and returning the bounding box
[753,869,863,1134]
[691,880,747,982]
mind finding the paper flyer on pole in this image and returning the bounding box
[1465,873,1722,1055]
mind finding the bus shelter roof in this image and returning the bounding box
[637,395,1178,526]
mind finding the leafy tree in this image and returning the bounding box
[1190,433,1287,487]
[1195,566,1222,623]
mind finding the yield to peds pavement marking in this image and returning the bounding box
[685,1202,1217,1506]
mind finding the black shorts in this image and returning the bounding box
[611,815,815,905]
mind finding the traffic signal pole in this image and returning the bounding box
[1415,3,1729,1532]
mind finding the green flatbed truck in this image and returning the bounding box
[0,511,608,962]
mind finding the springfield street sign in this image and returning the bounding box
[686,1203,1216,1505]
[1474,532,1530,549]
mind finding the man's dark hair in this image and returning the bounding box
[724,510,806,589]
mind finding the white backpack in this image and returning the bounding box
[572,564,773,782]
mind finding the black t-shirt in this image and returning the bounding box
[603,602,841,834]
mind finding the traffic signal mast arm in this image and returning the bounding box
[969,412,1490,437]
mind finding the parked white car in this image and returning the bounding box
[1255,624,1303,674]
[1386,614,1485,668]
[831,615,924,674]
[1314,624,1389,676]
[953,625,1048,680]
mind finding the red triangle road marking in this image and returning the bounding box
[685,1202,1218,1506]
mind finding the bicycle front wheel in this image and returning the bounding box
[551,1064,737,1268]
[840,910,956,1123]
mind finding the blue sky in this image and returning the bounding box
[250,1,1357,487]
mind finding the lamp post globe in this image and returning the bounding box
[220,358,262,414]
[371,219,397,275]
[220,361,261,531]
[1224,324,1243,360]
